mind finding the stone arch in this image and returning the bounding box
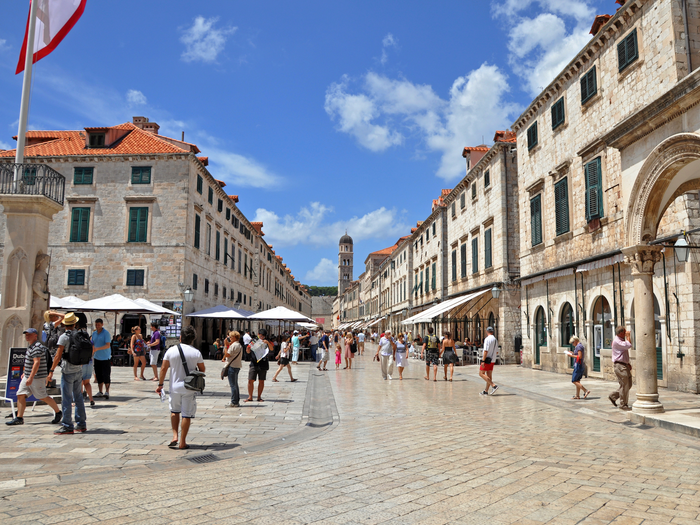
[626,132,700,244]
[4,247,28,309]
[2,315,24,350]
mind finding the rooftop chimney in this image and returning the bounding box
[132,116,159,135]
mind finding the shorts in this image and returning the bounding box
[17,375,48,400]
[134,348,146,357]
[248,367,268,381]
[149,349,160,366]
[94,358,111,385]
[572,363,584,383]
[169,392,197,418]
[480,362,494,371]
[82,361,94,381]
[425,352,440,366]
[279,357,290,366]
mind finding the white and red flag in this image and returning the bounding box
[16,0,87,74]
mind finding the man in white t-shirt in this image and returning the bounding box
[156,325,205,450]
[357,332,365,355]
[242,330,252,347]
[479,327,499,396]
[375,330,396,380]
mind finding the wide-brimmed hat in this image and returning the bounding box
[62,312,78,326]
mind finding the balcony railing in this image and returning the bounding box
[0,163,65,205]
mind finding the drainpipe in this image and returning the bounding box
[683,0,693,74]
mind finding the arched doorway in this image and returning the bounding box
[560,303,575,367]
[534,306,546,365]
[474,314,482,345]
[592,296,612,373]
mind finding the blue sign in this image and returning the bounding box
[4,347,38,403]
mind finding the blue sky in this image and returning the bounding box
[0,0,607,285]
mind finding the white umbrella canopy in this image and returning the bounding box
[78,294,162,313]
[49,295,87,309]
[247,306,313,322]
[186,305,247,319]
[135,298,181,316]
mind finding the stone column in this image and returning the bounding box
[622,245,664,414]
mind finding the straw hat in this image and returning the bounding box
[62,312,78,326]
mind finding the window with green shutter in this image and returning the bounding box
[460,243,467,277]
[126,269,145,287]
[194,214,201,249]
[554,178,570,236]
[208,187,213,204]
[432,262,436,290]
[485,229,492,269]
[217,199,223,213]
[215,230,221,260]
[451,250,457,282]
[128,207,149,243]
[580,66,597,104]
[551,97,565,130]
[472,237,479,274]
[226,208,231,220]
[618,29,638,72]
[425,266,430,292]
[420,270,424,294]
[531,195,543,246]
[472,183,476,199]
[585,157,604,222]
[70,207,90,242]
[22,167,36,185]
[196,175,203,194]
[131,167,151,184]
[224,238,228,264]
[460,192,465,209]
[484,170,490,188]
[527,121,538,150]
[193,273,198,290]
[67,269,85,286]
[74,167,93,185]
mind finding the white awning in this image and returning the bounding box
[367,316,386,327]
[402,289,489,324]
[576,253,625,273]
[521,267,575,287]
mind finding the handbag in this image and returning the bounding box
[220,347,241,380]
[178,344,206,393]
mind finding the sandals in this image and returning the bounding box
[572,396,580,399]
[583,390,591,399]
[167,440,178,448]
[272,379,279,382]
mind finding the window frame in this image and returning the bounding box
[551,97,565,130]
[196,175,203,194]
[584,157,604,222]
[527,121,538,151]
[484,228,492,269]
[67,269,85,286]
[530,194,543,247]
[617,28,639,73]
[451,249,457,282]
[580,66,598,105]
[127,207,149,243]
[554,177,570,236]
[73,167,94,185]
[70,207,91,243]
[471,237,479,274]
[130,166,152,185]
[460,243,467,278]
[484,169,490,189]
[126,269,145,287]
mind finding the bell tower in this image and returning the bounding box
[338,232,353,296]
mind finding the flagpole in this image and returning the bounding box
[14,0,39,179]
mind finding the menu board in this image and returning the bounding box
[4,348,38,403]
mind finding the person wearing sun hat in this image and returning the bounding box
[48,312,87,435]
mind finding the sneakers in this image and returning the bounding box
[490,385,499,395]
[75,427,87,433]
[387,375,392,380]
[5,417,23,426]
[94,392,104,398]
[51,411,62,424]
[103,393,109,401]
[226,403,240,408]
[90,400,95,407]
[54,426,74,435]
[479,390,488,396]
[608,395,618,407]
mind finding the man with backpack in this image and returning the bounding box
[421,327,441,381]
[47,312,93,434]
[6,328,62,426]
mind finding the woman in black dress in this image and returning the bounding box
[272,335,296,382]
[441,332,458,381]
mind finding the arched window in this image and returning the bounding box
[488,312,496,338]
[474,314,482,344]
[592,296,612,372]
[560,303,575,367]
[535,306,546,365]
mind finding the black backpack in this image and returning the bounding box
[159,331,166,352]
[65,330,93,365]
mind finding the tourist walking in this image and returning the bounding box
[357,331,365,355]
[422,327,440,381]
[6,328,62,426]
[223,331,243,407]
[272,336,297,382]
[130,326,147,381]
[479,327,499,395]
[375,330,396,380]
[567,336,590,399]
[48,313,88,434]
[156,325,205,449]
[246,329,272,402]
[147,321,163,381]
[91,319,111,400]
[343,331,354,369]
[291,330,301,364]
[609,326,633,409]
[395,332,408,380]
[310,330,319,363]
[317,330,330,371]
[441,331,458,381]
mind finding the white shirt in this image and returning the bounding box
[483,334,498,360]
[280,341,289,358]
[309,334,319,345]
[242,333,252,346]
[357,333,365,342]
[163,344,204,394]
[379,336,394,356]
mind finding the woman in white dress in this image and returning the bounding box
[395,333,408,380]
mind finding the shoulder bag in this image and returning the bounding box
[178,344,206,393]
[221,344,242,380]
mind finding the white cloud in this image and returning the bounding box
[126,89,147,106]
[325,64,520,179]
[254,203,408,247]
[304,258,337,284]
[380,33,398,65]
[0,139,11,150]
[180,16,237,63]
[0,39,8,51]
[205,147,281,189]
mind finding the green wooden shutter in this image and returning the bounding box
[618,29,638,72]
[530,195,542,246]
[460,243,467,277]
[527,122,538,150]
[585,157,603,222]
[552,98,565,130]
[472,237,478,273]
[485,229,492,269]
[70,207,90,242]
[432,262,436,290]
[194,214,201,249]
[581,66,597,104]
[420,270,423,294]
[425,266,429,291]
[554,178,569,235]
[129,208,148,242]
[451,250,457,282]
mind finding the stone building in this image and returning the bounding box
[512,0,700,408]
[0,117,311,346]
[311,296,334,329]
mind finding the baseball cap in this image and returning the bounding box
[23,328,38,335]
[486,326,494,332]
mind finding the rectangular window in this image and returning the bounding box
[126,269,144,287]
[460,243,467,278]
[194,214,201,249]
[485,228,492,269]
[618,29,638,72]
[224,238,228,264]
[67,269,85,286]
[196,175,203,194]
[527,121,538,150]
[217,199,223,213]
[223,286,227,299]
[22,167,36,185]
[425,266,430,292]
[431,262,436,290]
[451,202,456,217]
[226,208,231,220]
[551,97,565,130]
[214,283,219,296]
[554,178,570,236]
[237,292,242,303]
[238,249,242,273]
[215,230,221,261]
[585,157,603,222]
[193,273,198,290]
[580,66,597,104]
[432,222,436,236]
[472,237,479,274]
[89,133,105,148]
[131,167,151,184]
[484,170,490,188]
[531,194,543,246]
[205,279,209,294]
[460,192,465,209]
[70,207,90,243]
[451,250,457,282]
[208,187,213,205]
[206,223,212,255]
[419,270,423,294]
[472,182,477,199]
[74,167,93,185]
[128,207,149,243]
[244,254,248,277]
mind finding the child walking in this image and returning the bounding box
[335,344,342,370]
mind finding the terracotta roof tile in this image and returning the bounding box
[251,222,264,236]
[590,14,612,35]
[197,156,209,166]
[229,195,239,203]
[370,245,398,256]
[441,189,451,196]
[493,130,516,143]
[215,179,226,188]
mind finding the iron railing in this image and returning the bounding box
[0,163,65,205]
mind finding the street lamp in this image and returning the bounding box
[491,285,501,299]
[183,287,194,302]
[674,236,690,263]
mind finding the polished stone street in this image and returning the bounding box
[3,345,700,524]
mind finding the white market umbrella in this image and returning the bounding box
[247,306,313,322]
[135,298,181,316]
[49,295,87,309]
[186,304,247,319]
[78,294,163,313]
